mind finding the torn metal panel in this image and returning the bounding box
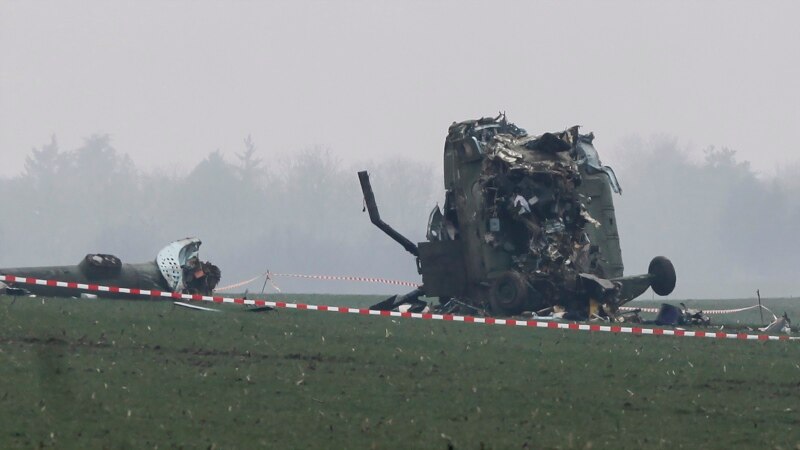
[760,312,791,334]
[0,281,27,296]
[656,303,711,326]
[360,114,676,319]
[174,302,221,312]
[369,288,428,313]
[0,238,221,299]
[157,238,201,292]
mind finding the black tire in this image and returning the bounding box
[489,271,529,316]
[649,256,676,296]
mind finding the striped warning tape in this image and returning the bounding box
[619,304,769,315]
[221,273,771,318]
[268,273,420,288]
[214,273,267,292]
[701,304,770,315]
[214,272,420,292]
[1,274,795,342]
[218,273,777,320]
[619,306,660,313]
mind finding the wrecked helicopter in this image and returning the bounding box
[0,237,221,299]
[359,114,676,319]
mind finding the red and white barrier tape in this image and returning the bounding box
[702,304,771,315]
[1,274,795,342]
[214,272,419,292]
[618,306,659,313]
[619,304,770,315]
[221,273,771,318]
[268,273,420,288]
[219,272,768,317]
[214,273,266,292]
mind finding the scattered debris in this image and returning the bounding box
[370,288,430,313]
[680,303,711,326]
[614,308,643,323]
[173,302,221,312]
[0,237,221,299]
[759,312,792,334]
[0,281,29,296]
[360,114,676,318]
[655,303,710,326]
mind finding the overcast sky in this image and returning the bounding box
[1,1,799,178]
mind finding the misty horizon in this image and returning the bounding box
[2,1,800,179]
[1,0,798,301]
[1,129,797,300]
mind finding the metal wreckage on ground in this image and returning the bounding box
[0,238,220,299]
[360,114,676,320]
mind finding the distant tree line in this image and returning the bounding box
[0,134,797,298]
[0,135,439,295]
[612,135,800,298]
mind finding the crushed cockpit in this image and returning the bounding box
[0,237,220,299]
[361,114,676,319]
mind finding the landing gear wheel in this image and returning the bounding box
[648,256,676,296]
[489,271,529,316]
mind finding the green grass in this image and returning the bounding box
[1,294,799,449]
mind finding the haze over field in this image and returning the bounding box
[1,1,798,299]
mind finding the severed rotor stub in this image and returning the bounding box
[156,237,202,292]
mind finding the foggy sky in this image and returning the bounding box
[2,1,799,178]
[1,1,799,300]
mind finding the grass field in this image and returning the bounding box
[1,293,799,449]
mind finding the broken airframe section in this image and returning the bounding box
[360,114,676,319]
[0,237,220,298]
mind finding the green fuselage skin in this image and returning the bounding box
[578,170,624,279]
[0,260,169,298]
[418,123,650,313]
